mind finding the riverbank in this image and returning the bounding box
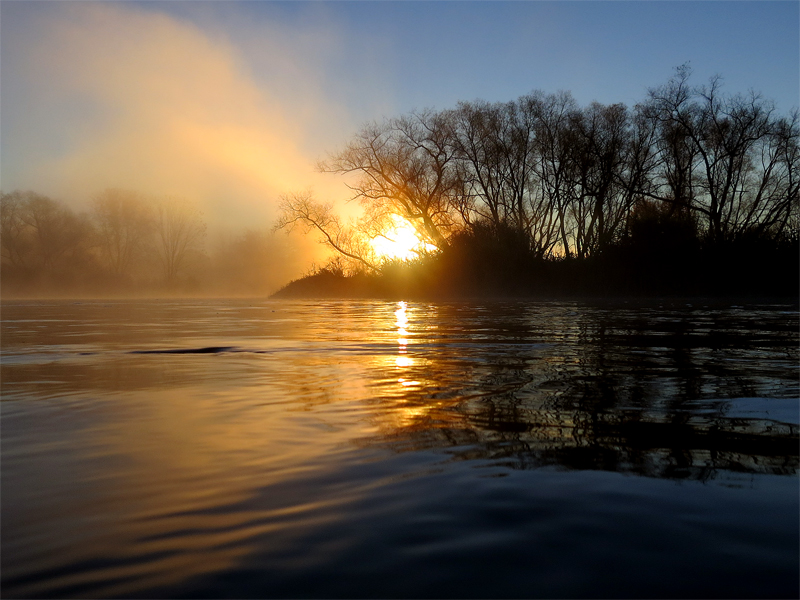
[271,244,800,301]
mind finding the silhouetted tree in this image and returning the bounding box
[451,99,508,227]
[515,93,563,257]
[320,110,462,250]
[528,91,582,258]
[274,191,380,274]
[645,65,797,244]
[567,102,632,257]
[451,96,560,258]
[750,109,800,240]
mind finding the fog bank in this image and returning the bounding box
[1,2,355,230]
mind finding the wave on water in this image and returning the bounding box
[129,346,241,355]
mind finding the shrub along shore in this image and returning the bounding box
[271,232,799,301]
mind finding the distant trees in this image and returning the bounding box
[91,189,154,278]
[1,190,92,275]
[1,191,34,269]
[210,229,273,294]
[154,197,207,284]
[0,188,319,297]
[208,227,310,296]
[1,191,210,294]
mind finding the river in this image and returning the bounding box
[2,298,798,598]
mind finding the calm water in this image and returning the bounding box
[2,299,798,599]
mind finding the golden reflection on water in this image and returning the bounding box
[1,302,403,598]
[395,302,421,398]
[3,299,798,598]
[393,301,417,378]
[395,301,411,360]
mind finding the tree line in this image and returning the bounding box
[1,189,305,297]
[276,66,799,297]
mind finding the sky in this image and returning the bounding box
[2,0,798,231]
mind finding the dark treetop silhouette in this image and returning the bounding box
[275,67,798,299]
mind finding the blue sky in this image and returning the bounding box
[2,1,797,227]
[150,1,799,112]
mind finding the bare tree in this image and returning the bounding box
[155,197,206,283]
[20,192,91,270]
[273,191,380,274]
[1,191,35,269]
[320,110,462,250]
[645,66,792,243]
[91,189,154,278]
[566,102,632,257]
[451,100,512,227]
[527,91,582,258]
[739,110,799,240]
[451,95,561,258]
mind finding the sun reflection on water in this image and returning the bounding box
[395,301,409,336]
[395,301,411,364]
[394,301,420,383]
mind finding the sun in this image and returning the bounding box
[371,216,435,261]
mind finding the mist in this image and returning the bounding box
[0,1,360,295]
[0,189,331,298]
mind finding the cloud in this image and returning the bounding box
[1,2,353,230]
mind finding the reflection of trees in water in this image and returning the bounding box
[364,304,799,480]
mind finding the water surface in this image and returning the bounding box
[2,299,798,598]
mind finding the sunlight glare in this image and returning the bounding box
[395,356,414,368]
[395,301,413,367]
[372,217,435,260]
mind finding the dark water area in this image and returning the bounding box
[2,299,798,599]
